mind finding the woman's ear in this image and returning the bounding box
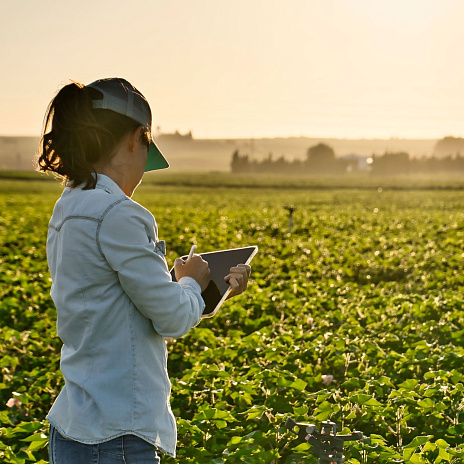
[129,127,145,153]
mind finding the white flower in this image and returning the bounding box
[6,398,22,408]
[322,374,334,385]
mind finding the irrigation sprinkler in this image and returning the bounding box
[286,418,363,464]
[284,206,296,233]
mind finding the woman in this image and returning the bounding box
[37,78,251,464]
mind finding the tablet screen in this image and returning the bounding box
[171,246,258,318]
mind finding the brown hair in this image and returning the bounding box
[37,81,148,189]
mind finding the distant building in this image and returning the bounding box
[156,130,193,142]
[340,154,370,172]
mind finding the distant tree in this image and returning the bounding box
[306,143,336,163]
[230,145,464,176]
[230,144,351,175]
[371,151,410,176]
[231,150,251,173]
[434,136,464,157]
[306,143,338,174]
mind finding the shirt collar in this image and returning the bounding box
[95,173,126,196]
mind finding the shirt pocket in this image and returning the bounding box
[154,240,166,257]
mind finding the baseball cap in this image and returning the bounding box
[86,78,169,172]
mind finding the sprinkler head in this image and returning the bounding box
[284,206,296,214]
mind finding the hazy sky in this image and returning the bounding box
[1,0,464,139]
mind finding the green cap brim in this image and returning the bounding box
[145,141,169,172]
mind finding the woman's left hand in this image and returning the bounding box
[224,264,251,299]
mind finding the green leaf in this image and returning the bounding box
[423,442,436,452]
[243,405,267,420]
[409,453,426,464]
[436,439,450,449]
[26,437,48,451]
[215,420,227,429]
[370,434,387,445]
[404,435,433,448]
[417,398,434,409]
[351,393,382,406]
[21,432,48,442]
[398,379,419,390]
[289,378,307,391]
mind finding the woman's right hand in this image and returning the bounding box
[174,255,211,292]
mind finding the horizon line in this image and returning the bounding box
[1,133,462,141]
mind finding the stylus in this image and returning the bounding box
[186,245,197,262]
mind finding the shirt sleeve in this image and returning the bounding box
[98,199,205,338]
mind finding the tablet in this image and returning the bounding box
[171,246,258,318]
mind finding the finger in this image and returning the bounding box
[225,276,239,300]
[191,255,208,265]
[228,276,240,295]
[237,264,251,277]
[174,258,185,267]
[228,274,247,295]
[224,272,244,284]
[227,267,249,280]
[226,268,248,289]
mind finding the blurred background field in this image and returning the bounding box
[1,174,463,463]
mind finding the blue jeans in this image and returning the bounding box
[49,426,161,464]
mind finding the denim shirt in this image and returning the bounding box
[46,174,204,457]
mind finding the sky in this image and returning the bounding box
[1,0,464,139]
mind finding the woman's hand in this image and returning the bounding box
[225,264,251,299]
[174,255,211,292]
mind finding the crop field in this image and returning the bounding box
[0,174,464,463]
